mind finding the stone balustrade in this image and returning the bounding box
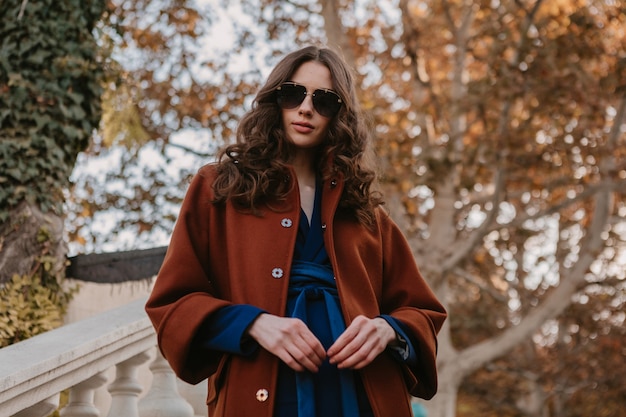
[0,297,199,417]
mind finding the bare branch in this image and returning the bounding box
[454,267,509,303]
[441,0,457,34]
[442,165,506,274]
[451,160,612,378]
[499,179,617,231]
[458,3,476,40]
[167,142,213,158]
[608,94,626,147]
[397,0,430,86]
[319,0,356,69]
[17,0,28,20]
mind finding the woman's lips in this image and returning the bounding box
[293,121,314,133]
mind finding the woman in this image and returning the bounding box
[145,45,446,417]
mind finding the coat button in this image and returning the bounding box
[330,179,337,188]
[321,223,327,231]
[256,388,269,402]
[281,218,293,228]
[271,268,284,279]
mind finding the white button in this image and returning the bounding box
[271,268,284,279]
[256,388,269,402]
[281,218,293,228]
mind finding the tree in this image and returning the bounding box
[65,0,261,252]
[64,0,626,415]
[0,0,106,343]
[376,2,626,416]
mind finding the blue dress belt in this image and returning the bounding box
[287,261,360,417]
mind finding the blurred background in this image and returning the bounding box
[1,1,624,416]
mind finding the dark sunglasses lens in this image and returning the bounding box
[313,91,342,118]
[277,84,306,109]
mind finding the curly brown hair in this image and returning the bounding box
[212,45,383,225]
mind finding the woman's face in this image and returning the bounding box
[280,61,334,153]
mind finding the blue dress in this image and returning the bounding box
[197,183,416,417]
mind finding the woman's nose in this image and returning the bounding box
[298,94,314,114]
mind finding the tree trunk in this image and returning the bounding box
[424,363,462,417]
[1,0,105,283]
[0,202,67,284]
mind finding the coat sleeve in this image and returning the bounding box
[145,166,231,384]
[377,210,447,400]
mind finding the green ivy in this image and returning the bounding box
[0,0,106,221]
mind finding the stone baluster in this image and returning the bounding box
[106,351,151,417]
[60,372,108,417]
[12,394,60,417]
[139,348,194,417]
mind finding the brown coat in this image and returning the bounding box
[145,164,447,417]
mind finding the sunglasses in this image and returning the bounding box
[276,82,343,118]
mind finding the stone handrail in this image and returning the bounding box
[0,297,196,417]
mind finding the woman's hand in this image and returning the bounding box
[247,313,326,373]
[327,315,396,370]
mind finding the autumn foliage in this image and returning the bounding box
[5,0,621,416]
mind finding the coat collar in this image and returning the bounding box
[283,164,344,222]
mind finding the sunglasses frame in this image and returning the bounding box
[276,82,343,118]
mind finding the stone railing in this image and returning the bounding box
[0,297,201,417]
